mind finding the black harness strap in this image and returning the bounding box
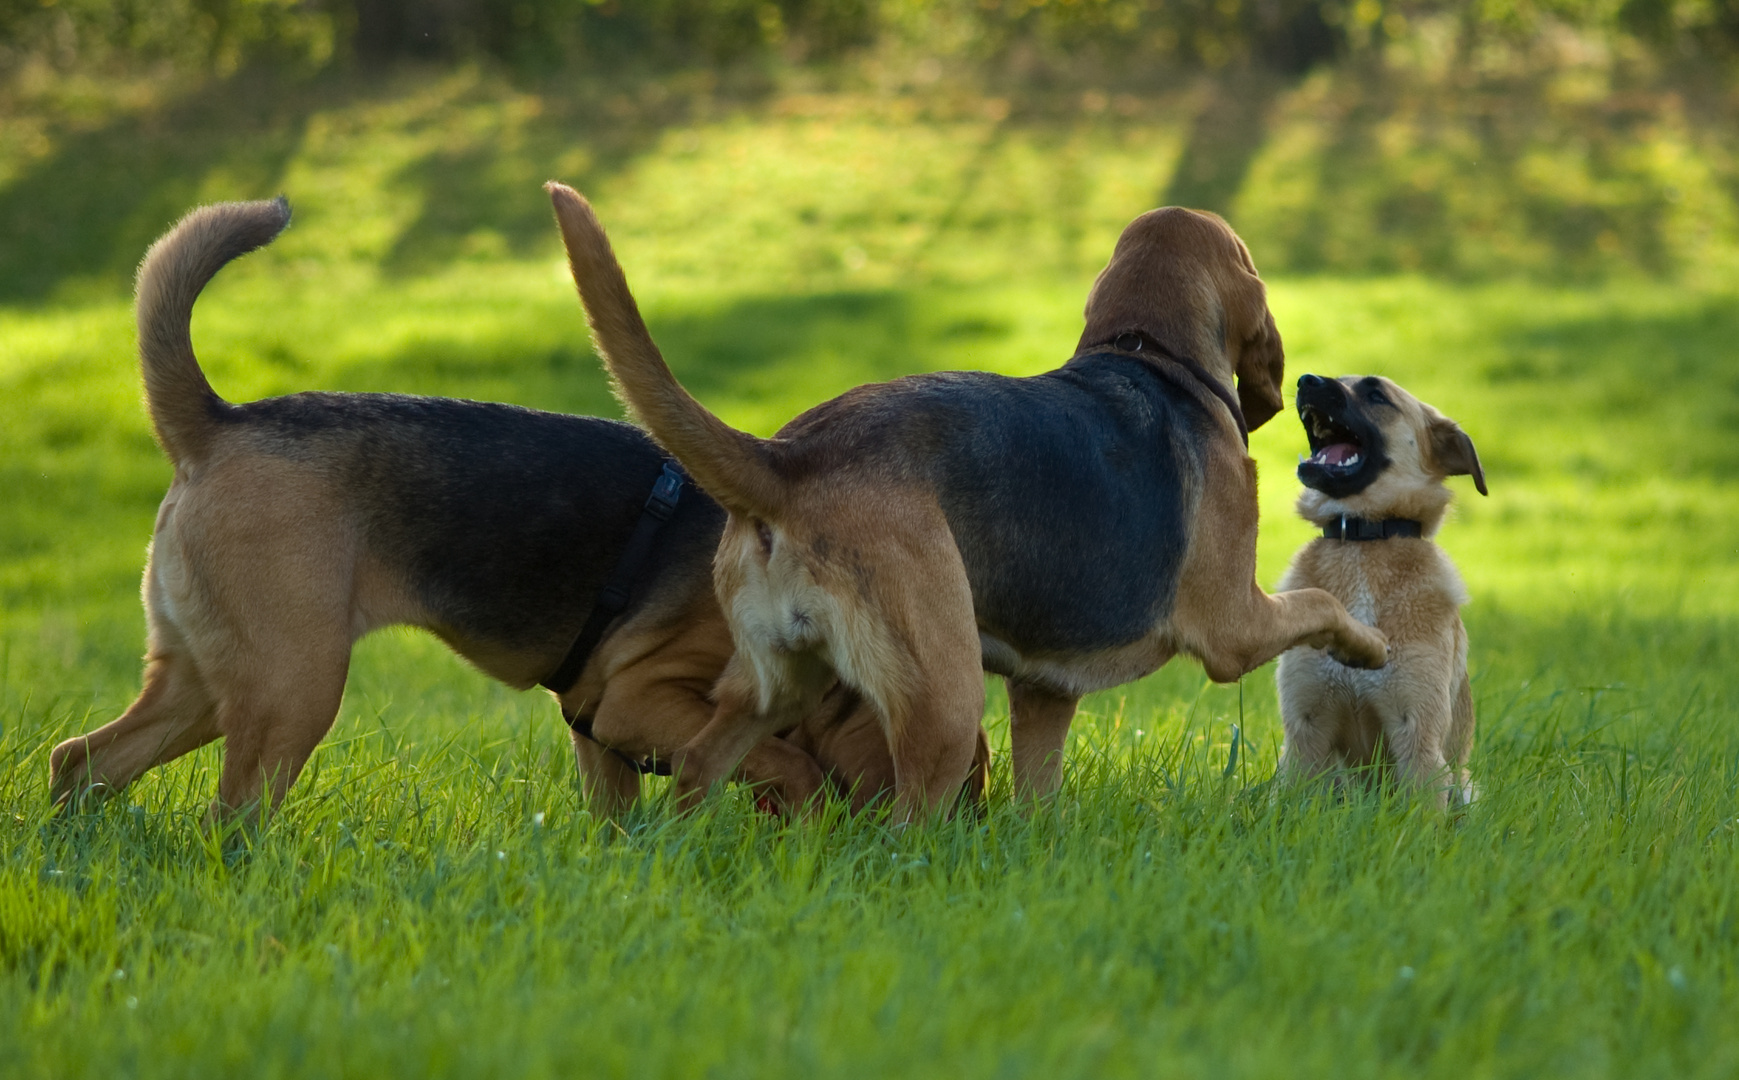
[540,461,687,777]
[1086,330,1249,447]
[1323,515,1423,541]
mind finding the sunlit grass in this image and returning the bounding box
[1,66,1736,1079]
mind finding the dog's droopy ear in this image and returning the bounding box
[1233,294,1286,432]
[1219,226,1285,432]
[1428,416,1488,495]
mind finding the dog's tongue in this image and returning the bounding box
[1313,442,1360,466]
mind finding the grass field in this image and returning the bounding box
[2,63,1738,1078]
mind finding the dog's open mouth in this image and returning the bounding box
[1300,405,1364,472]
[1295,375,1388,497]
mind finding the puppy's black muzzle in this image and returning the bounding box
[1294,373,1348,416]
[1295,374,1388,498]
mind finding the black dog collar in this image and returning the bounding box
[542,460,688,777]
[1086,330,1249,447]
[1322,515,1423,541]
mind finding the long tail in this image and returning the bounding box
[135,197,291,463]
[546,182,787,519]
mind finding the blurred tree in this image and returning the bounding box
[7,0,1739,78]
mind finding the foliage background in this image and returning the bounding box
[9,0,1739,281]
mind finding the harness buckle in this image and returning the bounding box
[645,462,686,521]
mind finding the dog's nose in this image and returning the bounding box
[1297,373,1325,389]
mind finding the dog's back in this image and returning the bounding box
[771,353,1215,658]
[221,392,725,659]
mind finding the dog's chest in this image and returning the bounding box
[1341,564,1379,630]
[1332,565,1391,692]
[1303,541,1445,629]
[1283,540,1465,691]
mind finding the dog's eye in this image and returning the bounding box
[1366,390,1391,406]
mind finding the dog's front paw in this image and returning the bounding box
[1329,627,1389,670]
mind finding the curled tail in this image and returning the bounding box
[135,197,291,463]
[546,182,787,520]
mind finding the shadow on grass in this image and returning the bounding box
[1242,61,1705,278]
[1478,294,1739,480]
[656,290,920,398]
[0,71,319,303]
[325,288,923,418]
[326,335,626,417]
[1162,69,1286,217]
[5,56,1730,299]
[377,75,732,276]
[0,64,745,302]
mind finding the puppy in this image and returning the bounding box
[548,182,1389,821]
[46,198,923,820]
[1275,373,1486,806]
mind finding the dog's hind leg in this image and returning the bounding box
[1007,679,1079,800]
[50,643,220,808]
[50,546,224,808]
[209,650,351,817]
[571,736,641,818]
[835,516,983,823]
[1371,664,1458,810]
[1380,709,1452,810]
[876,642,983,823]
[1274,712,1342,786]
[203,606,353,818]
[1442,627,1477,806]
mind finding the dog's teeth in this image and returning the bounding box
[1345,454,1361,466]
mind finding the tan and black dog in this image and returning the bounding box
[47,198,965,820]
[1275,373,1486,806]
[548,182,1390,821]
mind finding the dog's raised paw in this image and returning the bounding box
[1330,631,1389,670]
